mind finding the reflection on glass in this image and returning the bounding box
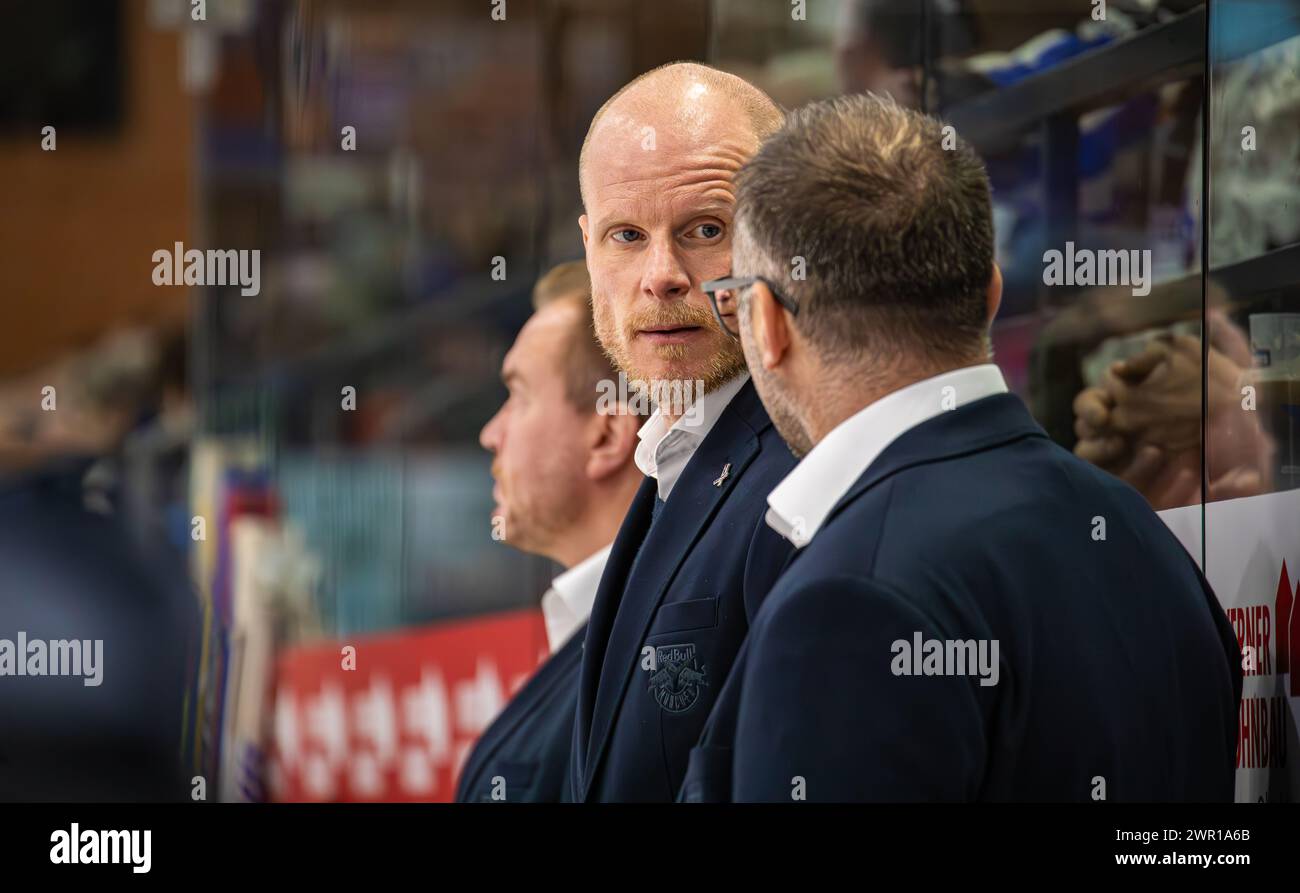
[1205,6,1300,502]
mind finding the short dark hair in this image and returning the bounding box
[531,261,617,411]
[734,92,994,366]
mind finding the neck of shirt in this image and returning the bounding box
[765,363,1008,548]
[633,373,749,502]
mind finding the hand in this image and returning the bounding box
[1073,324,1273,506]
[1082,327,1270,478]
[1101,335,1202,453]
[1073,386,1127,467]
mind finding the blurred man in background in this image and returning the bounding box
[834,0,983,108]
[457,261,642,802]
[571,62,796,802]
[0,327,197,801]
[683,93,1240,801]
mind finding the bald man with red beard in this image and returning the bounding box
[569,62,797,802]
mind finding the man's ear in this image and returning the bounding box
[585,407,639,481]
[986,263,1003,327]
[749,281,791,371]
[579,213,590,249]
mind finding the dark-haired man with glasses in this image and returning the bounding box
[680,93,1240,802]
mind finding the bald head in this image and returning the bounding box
[579,62,783,211]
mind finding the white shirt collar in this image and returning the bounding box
[540,544,611,654]
[766,364,1008,548]
[634,373,749,501]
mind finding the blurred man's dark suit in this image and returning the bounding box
[680,378,1242,802]
[455,623,583,802]
[572,377,796,801]
[0,457,198,801]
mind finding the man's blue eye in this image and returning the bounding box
[612,229,642,243]
[696,223,722,239]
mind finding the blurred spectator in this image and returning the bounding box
[835,0,983,107]
[0,325,199,800]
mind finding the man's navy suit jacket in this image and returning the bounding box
[455,623,584,802]
[680,392,1243,802]
[571,380,797,801]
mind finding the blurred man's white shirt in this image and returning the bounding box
[635,373,750,501]
[540,544,612,653]
[766,363,1008,548]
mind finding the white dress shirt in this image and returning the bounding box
[766,363,1008,548]
[539,544,612,653]
[634,373,749,501]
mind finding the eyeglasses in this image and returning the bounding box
[701,275,800,338]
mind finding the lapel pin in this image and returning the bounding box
[713,462,731,487]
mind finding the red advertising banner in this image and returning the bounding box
[268,609,548,802]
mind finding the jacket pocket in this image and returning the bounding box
[649,596,718,636]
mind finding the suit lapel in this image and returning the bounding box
[573,479,657,779]
[581,384,766,797]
